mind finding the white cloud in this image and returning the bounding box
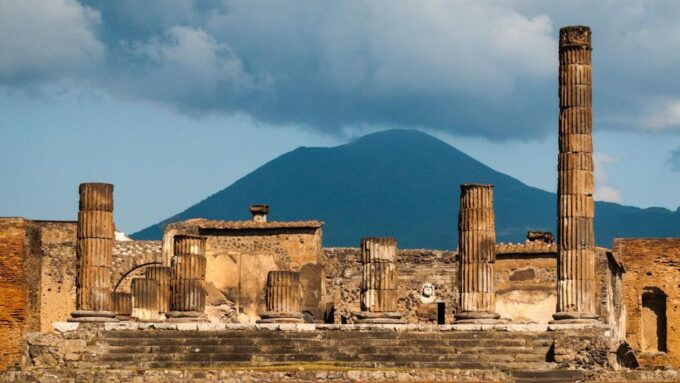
[0,0,104,82]
[593,153,623,203]
[640,99,680,131]
[119,26,257,107]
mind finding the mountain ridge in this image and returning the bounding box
[132,129,679,248]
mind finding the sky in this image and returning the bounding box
[0,0,679,234]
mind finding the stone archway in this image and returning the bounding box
[113,262,162,294]
[111,241,163,292]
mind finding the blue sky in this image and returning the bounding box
[0,1,678,234]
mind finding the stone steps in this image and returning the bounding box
[93,329,556,372]
[104,345,548,356]
[510,369,587,383]
[98,351,548,363]
[103,337,551,348]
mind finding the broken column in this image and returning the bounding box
[167,235,207,322]
[257,271,304,323]
[70,183,116,322]
[355,237,403,324]
[455,184,501,323]
[112,292,132,321]
[553,25,598,323]
[131,278,162,322]
[145,266,171,315]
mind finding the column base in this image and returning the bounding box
[454,311,505,324]
[550,312,599,324]
[68,310,117,322]
[354,311,405,324]
[165,311,207,323]
[257,311,304,323]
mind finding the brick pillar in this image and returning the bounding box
[70,183,116,322]
[257,271,304,323]
[145,266,171,314]
[553,26,599,323]
[455,184,501,323]
[167,235,207,322]
[112,292,132,320]
[355,237,403,323]
[131,278,162,322]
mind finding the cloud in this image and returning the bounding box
[116,26,258,110]
[669,148,680,172]
[639,99,680,131]
[593,153,623,203]
[4,1,680,140]
[0,0,103,85]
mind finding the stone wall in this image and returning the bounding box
[322,244,624,326]
[165,220,324,322]
[322,248,457,324]
[34,221,77,332]
[111,241,162,292]
[0,218,32,369]
[615,238,680,367]
[495,252,556,323]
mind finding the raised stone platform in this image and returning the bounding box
[4,322,675,382]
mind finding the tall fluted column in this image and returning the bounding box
[455,184,501,323]
[354,237,403,324]
[553,26,598,323]
[167,235,207,322]
[70,183,116,322]
[145,266,171,314]
[257,271,304,323]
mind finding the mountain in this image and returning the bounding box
[132,129,679,249]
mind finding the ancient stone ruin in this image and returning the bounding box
[1,25,679,382]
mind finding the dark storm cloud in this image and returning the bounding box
[2,0,680,139]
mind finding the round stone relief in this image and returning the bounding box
[420,283,436,303]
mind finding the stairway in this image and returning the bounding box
[95,329,557,371]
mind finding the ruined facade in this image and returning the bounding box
[1,24,679,382]
[615,238,680,367]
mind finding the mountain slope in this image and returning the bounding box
[132,129,679,249]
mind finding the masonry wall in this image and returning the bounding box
[495,253,556,324]
[615,238,680,367]
[111,241,162,291]
[323,248,457,323]
[35,221,77,332]
[322,246,623,325]
[0,218,44,369]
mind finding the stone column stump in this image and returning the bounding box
[167,235,207,322]
[145,266,171,314]
[112,292,132,321]
[257,271,304,323]
[70,183,116,322]
[354,237,403,324]
[455,184,503,323]
[553,25,598,323]
[131,278,163,322]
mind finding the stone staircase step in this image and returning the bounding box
[103,345,549,358]
[98,351,547,364]
[511,369,587,383]
[101,337,549,348]
[110,360,555,371]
